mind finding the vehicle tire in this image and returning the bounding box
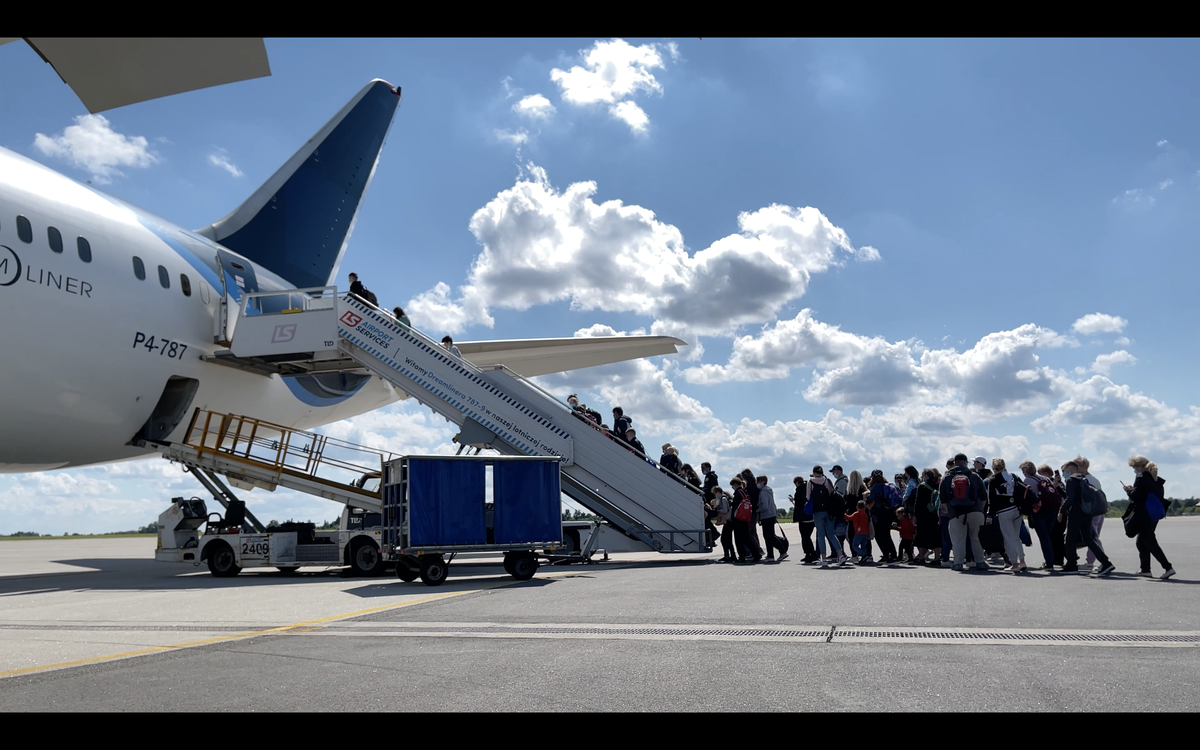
[207,542,240,578]
[419,555,448,586]
[350,538,382,577]
[502,552,516,575]
[562,528,581,555]
[510,553,538,581]
[396,555,420,582]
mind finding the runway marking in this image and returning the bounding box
[0,572,577,680]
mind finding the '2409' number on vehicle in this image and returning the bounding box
[241,541,268,556]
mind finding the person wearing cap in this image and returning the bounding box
[939,453,988,571]
[972,456,987,476]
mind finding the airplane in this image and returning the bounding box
[0,77,687,474]
[1,38,272,113]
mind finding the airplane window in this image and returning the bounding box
[48,227,63,253]
[180,274,192,297]
[16,216,32,244]
[158,265,170,289]
[199,279,211,305]
[77,236,92,263]
[133,256,146,280]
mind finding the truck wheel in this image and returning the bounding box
[207,542,240,578]
[502,552,516,575]
[350,539,381,577]
[396,556,420,582]
[562,528,581,555]
[510,553,538,581]
[419,556,448,586]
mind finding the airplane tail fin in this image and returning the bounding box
[195,79,401,290]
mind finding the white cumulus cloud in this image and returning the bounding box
[513,94,556,120]
[1089,350,1137,375]
[1160,178,1174,190]
[550,39,668,132]
[207,147,243,178]
[609,101,650,133]
[1072,312,1127,335]
[406,164,879,337]
[33,114,159,184]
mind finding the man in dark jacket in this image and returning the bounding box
[624,428,646,456]
[611,407,631,446]
[939,453,988,571]
[701,463,719,502]
[1058,460,1115,576]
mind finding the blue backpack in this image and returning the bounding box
[884,483,902,508]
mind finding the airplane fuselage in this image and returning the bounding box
[0,147,398,473]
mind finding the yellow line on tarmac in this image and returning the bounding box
[0,575,550,680]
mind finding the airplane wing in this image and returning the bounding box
[3,38,270,113]
[456,335,687,378]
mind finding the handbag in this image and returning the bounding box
[1146,492,1167,522]
[1122,503,1144,538]
[803,499,813,516]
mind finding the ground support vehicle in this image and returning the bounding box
[380,454,565,586]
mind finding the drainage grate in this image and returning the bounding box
[833,629,1200,644]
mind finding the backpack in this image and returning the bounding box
[949,473,975,512]
[1033,476,1059,512]
[1078,479,1108,517]
[884,483,902,508]
[734,492,753,523]
[924,484,940,514]
[809,479,830,513]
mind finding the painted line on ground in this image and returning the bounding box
[0,571,578,680]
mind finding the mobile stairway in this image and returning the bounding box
[197,286,710,556]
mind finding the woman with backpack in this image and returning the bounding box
[712,487,737,563]
[807,466,847,567]
[1021,462,1059,570]
[914,468,942,565]
[868,470,899,564]
[1125,456,1175,580]
[986,458,1026,573]
[728,478,760,563]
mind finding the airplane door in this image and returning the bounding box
[217,249,260,304]
[215,249,262,345]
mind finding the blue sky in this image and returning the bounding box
[3,38,1199,534]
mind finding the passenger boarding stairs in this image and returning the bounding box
[201,287,708,554]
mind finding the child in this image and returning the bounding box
[894,507,916,563]
[845,500,872,564]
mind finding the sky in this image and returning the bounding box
[2,38,1199,534]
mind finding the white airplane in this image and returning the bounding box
[0,76,686,474]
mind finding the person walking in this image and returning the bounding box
[808,466,848,567]
[1059,459,1115,576]
[790,475,817,563]
[1125,457,1175,580]
[757,476,787,562]
[940,453,987,571]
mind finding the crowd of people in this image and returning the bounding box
[701,453,1176,580]
[561,391,1177,580]
[346,275,1177,582]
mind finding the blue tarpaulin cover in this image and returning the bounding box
[493,460,562,545]
[408,459,487,546]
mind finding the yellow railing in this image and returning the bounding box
[182,408,395,496]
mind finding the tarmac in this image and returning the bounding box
[1,517,1198,711]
